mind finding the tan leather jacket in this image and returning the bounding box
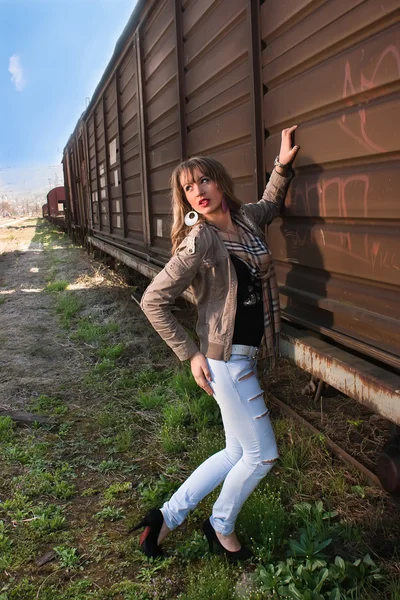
[141,169,291,362]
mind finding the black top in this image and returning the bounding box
[230,254,264,347]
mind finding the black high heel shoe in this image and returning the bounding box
[132,508,164,558]
[202,518,253,562]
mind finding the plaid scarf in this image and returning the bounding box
[210,212,280,368]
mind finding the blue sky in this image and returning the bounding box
[0,0,137,195]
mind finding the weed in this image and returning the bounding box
[54,545,80,569]
[163,401,190,429]
[53,480,76,500]
[97,408,121,429]
[128,367,173,390]
[98,343,125,360]
[179,559,236,600]
[187,428,224,468]
[0,297,6,305]
[137,389,166,410]
[172,364,203,399]
[94,506,125,521]
[254,553,383,600]
[74,318,106,344]
[0,416,15,443]
[103,481,132,500]
[81,487,99,497]
[45,280,69,292]
[98,458,125,473]
[93,357,115,373]
[327,470,348,496]
[113,428,134,452]
[160,423,188,454]
[55,292,81,327]
[138,474,180,510]
[1,493,33,521]
[30,393,67,415]
[238,487,288,562]
[351,485,366,499]
[30,503,66,533]
[58,421,73,436]
[176,531,210,561]
[0,520,13,570]
[110,579,152,599]
[136,556,175,583]
[291,501,339,544]
[347,419,363,427]
[74,318,120,345]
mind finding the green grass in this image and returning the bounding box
[74,318,119,344]
[29,393,68,415]
[45,280,69,292]
[1,226,397,599]
[137,389,166,410]
[0,416,15,443]
[55,292,81,327]
[179,559,236,600]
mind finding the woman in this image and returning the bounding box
[135,126,299,560]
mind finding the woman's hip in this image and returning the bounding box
[206,355,277,455]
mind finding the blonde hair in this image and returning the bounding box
[170,156,242,253]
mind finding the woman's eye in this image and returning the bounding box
[201,178,208,183]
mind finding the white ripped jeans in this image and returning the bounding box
[160,354,279,535]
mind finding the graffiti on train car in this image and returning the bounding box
[340,44,400,153]
[283,173,399,276]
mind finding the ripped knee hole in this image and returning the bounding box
[261,458,278,465]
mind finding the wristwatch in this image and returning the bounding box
[274,156,289,169]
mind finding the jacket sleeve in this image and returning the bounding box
[242,169,292,228]
[140,229,207,361]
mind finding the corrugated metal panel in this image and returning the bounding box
[262,1,400,368]
[94,101,110,233]
[183,0,258,204]
[138,0,180,256]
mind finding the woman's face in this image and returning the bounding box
[179,169,224,218]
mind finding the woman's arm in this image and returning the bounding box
[140,227,207,362]
[243,126,300,228]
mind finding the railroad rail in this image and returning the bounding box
[0,225,26,255]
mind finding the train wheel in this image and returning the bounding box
[377,435,400,496]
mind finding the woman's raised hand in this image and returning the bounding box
[278,125,300,166]
[190,352,214,396]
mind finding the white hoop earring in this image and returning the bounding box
[184,210,199,227]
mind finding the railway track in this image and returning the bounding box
[268,393,383,489]
[0,217,29,229]
[0,226,25,256]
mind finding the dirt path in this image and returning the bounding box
[0,220,90,410]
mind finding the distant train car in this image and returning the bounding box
[42,203,49,218]
[45,186,66,230]
[47,186,66,217]
[63,0,400,491]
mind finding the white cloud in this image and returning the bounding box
[8,54,26,92]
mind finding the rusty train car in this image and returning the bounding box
[43,186,67,229]
[63,0,400,488]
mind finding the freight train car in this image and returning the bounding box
[46,186,65,217]
[43,186,66,230]
[63,0,400,492]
